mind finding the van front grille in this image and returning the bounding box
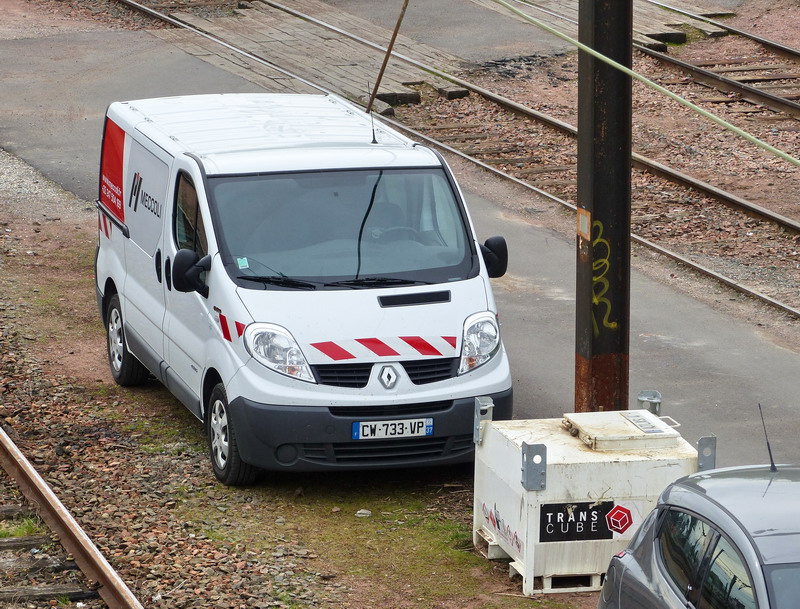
[312,363,373,388]
[402,358,459,385]
[312,358,459,388]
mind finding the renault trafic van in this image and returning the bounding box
[95,93,512,485]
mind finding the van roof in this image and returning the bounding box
[110,93,441,174]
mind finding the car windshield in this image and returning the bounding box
[208,168,476,289]
[765,563,800,609]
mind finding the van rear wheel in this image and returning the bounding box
[207,384,258,486]
[106,294,149,386]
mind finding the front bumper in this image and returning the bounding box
[231,388,513,471]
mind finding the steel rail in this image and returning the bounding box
[505,0,800,117]
[642,0,800,60]
[107,0,800,319]
[0,425,145,609]
[635,45,800,119]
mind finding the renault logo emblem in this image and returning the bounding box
[379,365,398,389]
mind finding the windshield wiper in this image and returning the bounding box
[237,275,318,290]
[326,277,430,289]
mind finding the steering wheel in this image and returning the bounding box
[374,226,422,242]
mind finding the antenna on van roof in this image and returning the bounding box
[365,81,378,144]
[758,403,778,473]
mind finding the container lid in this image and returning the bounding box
[562,409,681,451]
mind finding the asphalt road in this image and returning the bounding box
[1,14,798,468]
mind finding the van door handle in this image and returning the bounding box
[155,249,162,283]
[165,256,172,291]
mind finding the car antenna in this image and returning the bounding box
[365,81,378,144]
[758,403,778,473]
[370,108,378,145]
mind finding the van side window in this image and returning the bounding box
[174,173,208,256]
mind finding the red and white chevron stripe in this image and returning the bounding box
[98,212,113,239]
[217,311,245,343]
[311,336,458,361]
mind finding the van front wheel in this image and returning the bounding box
[106,294,149,386]
[207,384,258,486]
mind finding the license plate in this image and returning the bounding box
[352,418,434,440]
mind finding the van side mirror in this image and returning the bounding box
[480,236,508,278]
[173,249,211,297]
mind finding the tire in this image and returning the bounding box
[207,384,258,486]
[105,294,149,386]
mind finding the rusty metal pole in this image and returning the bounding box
[575,0,633,412]
[366,0,410,114]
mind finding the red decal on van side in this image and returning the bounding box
[100,118,126,223]
[218,313,233,342]
[235,321,246,338]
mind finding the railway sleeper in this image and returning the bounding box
[0,584,99,603]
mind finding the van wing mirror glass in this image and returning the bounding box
[173,249,210,297]
[480,236,508,278]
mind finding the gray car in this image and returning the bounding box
[597,464,800,609]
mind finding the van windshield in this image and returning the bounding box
[207,168,477,289]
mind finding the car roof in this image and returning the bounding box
[675,465,800,565]
[109,93,441,174]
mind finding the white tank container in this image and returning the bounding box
[473,409,699,594]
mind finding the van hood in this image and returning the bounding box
[235,279,489,365]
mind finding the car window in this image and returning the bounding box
[658,509,714,597]
[207,168,474,286]
[765,563,800,609]
[174,172,208,256]
[698,535,756,609]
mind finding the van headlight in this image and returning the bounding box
[458,312,501,375]
[244,323,315,383]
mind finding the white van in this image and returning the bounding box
[95,93,512,485]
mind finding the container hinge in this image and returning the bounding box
[521,443,547,491]
[697,435,717,471]
[473,396,494,445]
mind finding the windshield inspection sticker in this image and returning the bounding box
[236,257,250,270]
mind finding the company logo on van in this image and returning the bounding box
[129,172,162,218]
[378,366,398,389]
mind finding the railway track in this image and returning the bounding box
[0,425,143,609]
[110,0,799,317]
[507,0,800,117]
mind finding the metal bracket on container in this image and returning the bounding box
[637,389,662,416]
[521,443,547,491]
[473,396,494,445]
[697,435,717,471]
